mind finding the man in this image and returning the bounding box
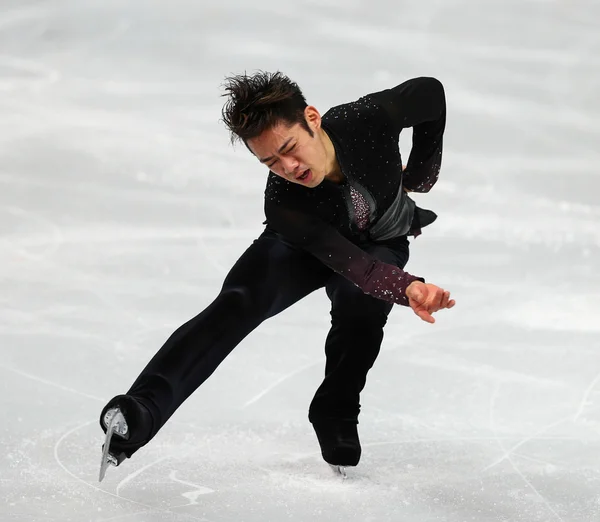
[98,71,455,481]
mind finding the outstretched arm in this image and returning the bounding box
[369,77,446,193]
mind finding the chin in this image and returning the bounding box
[309,173,324,187]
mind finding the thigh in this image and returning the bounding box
[222,228,332,319]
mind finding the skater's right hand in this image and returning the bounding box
[405,281,455,324]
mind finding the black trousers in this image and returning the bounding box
[117,229,410,453]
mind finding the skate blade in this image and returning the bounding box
[329,464,348,480]
[99,411,126,482]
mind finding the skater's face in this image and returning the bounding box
[247,106,335,188]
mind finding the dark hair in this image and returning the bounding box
[220,70,313,145]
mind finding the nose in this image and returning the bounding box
[281,156,299,176]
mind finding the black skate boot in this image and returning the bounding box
[98,395,154,481]
[311,418,361,477]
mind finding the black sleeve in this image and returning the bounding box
[369,77,446,193]
[266,205,424,307]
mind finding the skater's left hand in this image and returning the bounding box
[405,281,455,324]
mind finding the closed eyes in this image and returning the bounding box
[267,144,296,168]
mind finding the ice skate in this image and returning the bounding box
[311,418,361,473]
[98,395,154,482]
[329,464,348,479]
[99,407,129,482]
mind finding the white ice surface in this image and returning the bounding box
[1,1,600,521]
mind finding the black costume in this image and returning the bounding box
[100,76,446,467]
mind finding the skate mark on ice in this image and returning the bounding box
[282,432,586,468]
[115,455,171,496]
[1,206,153,331]
[0,363,105,402]
[481,414,576,473]
[168,470,215,507]
[363,435,583,449]
[573,369,600,421]
[91,511,154,522]
[0,204,149,330]
[487,382,566,522]
[482,376,600,473]
[511,452,564,471]
[243,359,322,407]
[275,434,584,470]
[54,421,208,522]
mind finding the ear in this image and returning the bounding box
[304,105,321,131]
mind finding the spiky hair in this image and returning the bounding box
[220,70,313,145]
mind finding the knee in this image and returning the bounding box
[168,285,264,348]
[217,284,274,322]
[217,285,256,314]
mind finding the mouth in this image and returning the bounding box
[296,169,311,182]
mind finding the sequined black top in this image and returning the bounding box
[264,77,446,306]
[349,186,369,230]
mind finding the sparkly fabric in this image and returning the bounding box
[349,186,370,230]
[263,77,446,306]
[265,77,444,243]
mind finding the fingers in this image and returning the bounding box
[429,288,447,312]
[408,284,456,324]
[409,300,436,324]
[412,294,455,324]
[439,290,450,309]
[440,291,456,310]
[438,290,456,310]
[415,308,435,324]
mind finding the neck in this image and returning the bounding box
[320,128,344,184]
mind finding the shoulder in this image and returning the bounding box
[366,77,446,114]
[323,77,444,121]
[368,77,445,100]
[322,94,397,143]
[323,94,389,128]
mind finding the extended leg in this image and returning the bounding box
[100,230,331,464]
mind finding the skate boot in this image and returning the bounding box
[311,418,361,478]
[98,395,153,482]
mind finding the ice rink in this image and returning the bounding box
[2,1,600,520]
